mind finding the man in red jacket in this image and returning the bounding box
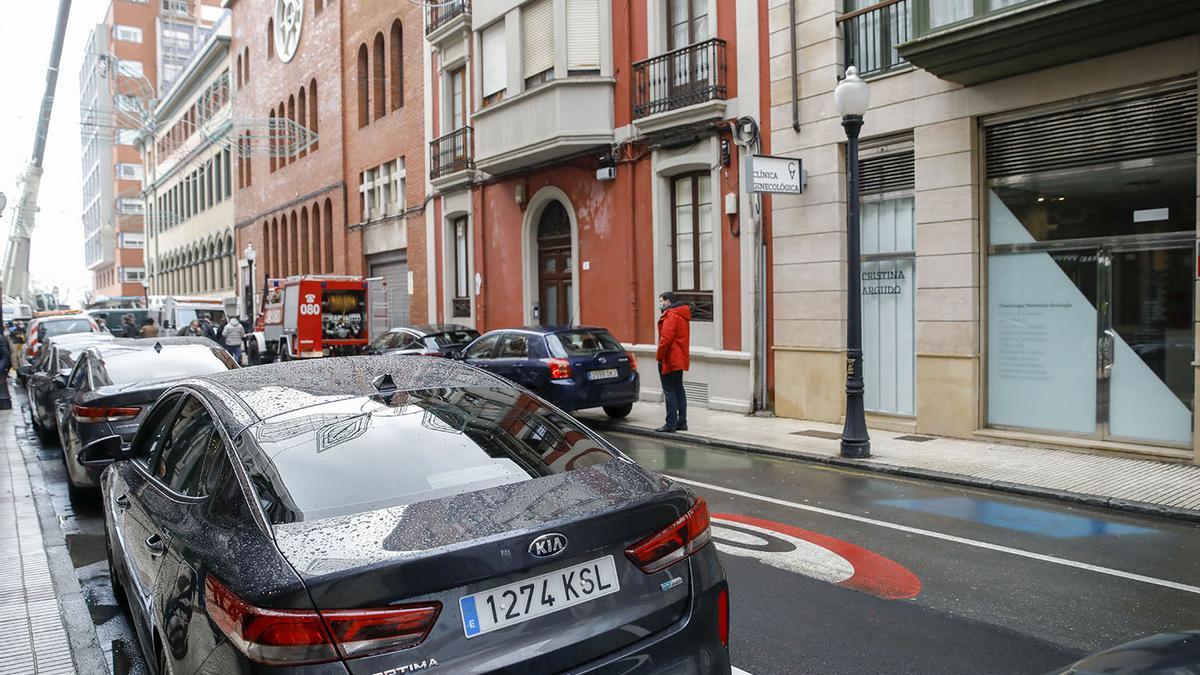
[655,291,690,433]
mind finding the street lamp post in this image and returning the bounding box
[835,66,871,459]
[242,244,257,319]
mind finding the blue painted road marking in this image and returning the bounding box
[879,498,1156,539]
[460,596,481,637]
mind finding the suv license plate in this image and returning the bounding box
[459,555,620,638]
[588,368,619,381]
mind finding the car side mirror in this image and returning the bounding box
[77,435,126,467]
[53,374,68,390]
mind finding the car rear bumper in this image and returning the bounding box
[567,544,730,675]
[549,373,640,412]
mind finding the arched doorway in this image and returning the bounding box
[536,201,572,325]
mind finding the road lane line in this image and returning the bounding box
[732,668,755,675]
[670,475,1200,596]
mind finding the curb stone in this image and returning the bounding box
[590,420,1200,525]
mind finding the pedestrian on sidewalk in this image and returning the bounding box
[221,316,246,365]
[139,318,159,338]
[654,291,690,433]
[120,313,138,338]
[0,329,11,410]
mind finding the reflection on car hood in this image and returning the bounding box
[1056,630,1200,674]
[272,458,676,579]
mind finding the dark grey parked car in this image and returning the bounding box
[363,324,480,357]
[59,337,238,500]
[24,332,115,442]
[83,355,730,674]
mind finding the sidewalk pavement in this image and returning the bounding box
[576,401,1200,522]
[0,407,76,674]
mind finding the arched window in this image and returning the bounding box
[309,79,319,150]
[236,53,243,89]
[261,220,271,282]
[244,46,250,83]
[323,198,334,272]
[299,207,310,274]
[390,20,403,110]
[315,0,323,13]
[267,19,274,60]
[268,111,277,172]
[297,86,307,159]
[357,44,369,128]
[311,203,322,274]
[373,32,385,120]
[286,95,296,165]
[289,211,300,274]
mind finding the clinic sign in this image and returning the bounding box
[746,154,805,194]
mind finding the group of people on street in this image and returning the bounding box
[176,313,247,363]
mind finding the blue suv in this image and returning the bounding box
[459,326,639,417]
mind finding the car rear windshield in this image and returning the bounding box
[96,345,237,386]
[547,330,624,357]
[425,330,479,348]
[91,310,152,333]
[247,387,620,523]
[40,320,93,338]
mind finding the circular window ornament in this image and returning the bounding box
[274,0,304,63]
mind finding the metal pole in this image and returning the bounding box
[841,114,870,458]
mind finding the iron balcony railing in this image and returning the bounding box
[427,0,469,35]
[430,126,474,180]
[632,38,727,120]
[838,0,912,78]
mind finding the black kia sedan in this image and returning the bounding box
[84,355,729,674]
[24,332,115,442]
[59,337,238,500]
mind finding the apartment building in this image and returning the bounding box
[770,0,1200,460]
[423,0,773,412]
[79,0,221,300]
[143,14,237,303]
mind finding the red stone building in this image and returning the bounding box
[423,0,774,412]
[229,0,427,326]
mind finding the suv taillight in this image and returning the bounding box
[625,497,712,573]
[72,405,141,422]
[626,351,638,371]
[545,358,573,380]
[204,576,441,665]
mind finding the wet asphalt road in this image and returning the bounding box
[16,386,1200,675]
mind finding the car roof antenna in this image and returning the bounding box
[373,374,397,395]
[154,341,162,353]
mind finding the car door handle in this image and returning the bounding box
[115,494,129,509]
[144,534,165,554]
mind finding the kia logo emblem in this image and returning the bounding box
[528,533,568,558]
[599,357,607,364]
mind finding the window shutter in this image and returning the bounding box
[566,0,600,70]
[481,21,507,97]
[521,0,554,79]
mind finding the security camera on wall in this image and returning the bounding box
[596,167,616,181]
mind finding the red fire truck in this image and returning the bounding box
[245,275,389,364]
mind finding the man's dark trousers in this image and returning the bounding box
[659,368,687,430]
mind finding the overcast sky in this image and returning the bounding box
[1,0,109,307]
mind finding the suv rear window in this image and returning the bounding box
[547,330,624,357]
[248,387,619,522]
[40,320,93,338]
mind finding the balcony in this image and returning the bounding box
[632,38,727,133]
[472,77,615,175]
[430,126,474,190]
[897,0,1200,85]
[839,0,911,79]
[426,0,470,46]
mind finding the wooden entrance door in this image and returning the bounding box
[536,201,572,325]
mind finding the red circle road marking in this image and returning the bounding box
[714,513,922,600]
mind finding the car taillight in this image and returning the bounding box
[625,497,712,574]
[72,405,141,422]
[545,358,572,380]
[626,351,638,371]
[204,576,441,665]
[717,587,729,647]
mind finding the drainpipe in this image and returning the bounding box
[730,118,767,413]
[789,0,801,132]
